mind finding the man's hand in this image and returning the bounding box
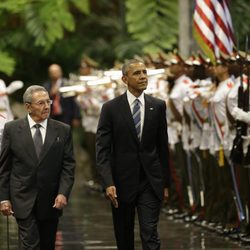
[163,188,169,204]
[0,201,14,216]
[53,194,67,210]
[106,186,118,208]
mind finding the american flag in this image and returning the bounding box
[193,0,235,61]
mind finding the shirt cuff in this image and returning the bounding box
[0,200,10,204]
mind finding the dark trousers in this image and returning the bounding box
[112,180,161,250]
[16,213,58,250]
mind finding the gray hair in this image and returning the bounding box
[23,85,48,103]
[121,59,144,76]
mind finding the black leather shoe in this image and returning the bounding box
[215,223,224,235]
[174,211,188,219]
[240,234,250,244]
[206,222,217,232]
[227,228,240,240]
[198,220,208,228]
[184,214,198,223]
[194,219,205,226]
[162,208,179,215]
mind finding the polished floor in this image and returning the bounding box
[0,146,250,249]
[1,182,250,250]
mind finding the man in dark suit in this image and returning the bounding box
[44,64,81,127]
[0,85,75,250]
[96,59,170,249]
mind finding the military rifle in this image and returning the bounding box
[228,37,249,223]
[185,149,196,212]
[243,48,250,165]
[230,37,248,164]
[192,151,205,208]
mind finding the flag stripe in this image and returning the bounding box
[222,0,235,46]
[211,0,232,54]
[193,18,215,53]
[193,0,235,59]
[194,4,215,47]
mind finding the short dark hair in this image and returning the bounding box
[121,59,145,76]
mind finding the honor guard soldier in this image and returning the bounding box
[0,79,23,150]
[229,52,250,241]
[208,54,237,233]
[166,52,193,218]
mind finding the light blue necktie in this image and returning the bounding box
[133,99,141,139]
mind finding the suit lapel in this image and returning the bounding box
[119,93,139,143]
[17,118,58,164]
[119,93,156,144]
[39,119,58,162]
[141,95,154,142]
[17,117,38,163]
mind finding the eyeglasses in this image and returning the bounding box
[28,99,53,107]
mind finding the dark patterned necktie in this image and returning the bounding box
[133,99,141,139]
[33,124,43,158]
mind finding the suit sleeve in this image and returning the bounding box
[158,101,171,188]
[0,124,12,201]
[96,103,114,189]
[58,126,75,199]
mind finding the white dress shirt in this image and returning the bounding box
[27,114,48,143]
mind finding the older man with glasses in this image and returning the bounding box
[0,85,75,250]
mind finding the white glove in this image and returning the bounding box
[232,107,250,123]
[6,80,23,94]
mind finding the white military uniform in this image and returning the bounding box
[227,74,248,116]
[77,86,115,133]
[168,74,192,146]
[145,75,168,100]
[0,80,14,150]
[189,79,215,150]
[209,77,234,155]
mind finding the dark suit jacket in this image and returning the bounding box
[96,92,170,202]
[44,79,81,126]
[0,117,75,219]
